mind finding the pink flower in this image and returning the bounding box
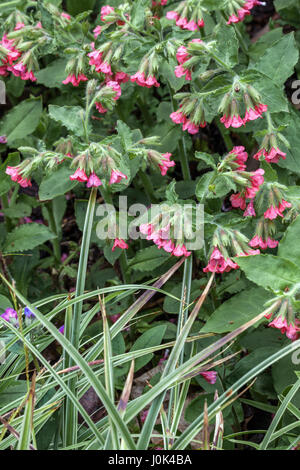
[109,169,127,184]
[182,120,200,134]
[243,201,256,217]
[158,152,175,176]
[264,200,292,220]
[61,12,71,20]
[93,25,102,38]
[114,71,129,83]
[140,410,148,423]
[69,168,88,182]
[101,5,115,22]
[254,147,286,164]
[230,146,248,171]
[230,193,246,210]
[8,62,37,81]
[162,239,175,253]
[140,223,154,235]
[62,73,88,86]
[95,102,108,114]
[130,71,160,88]
[174,64,191,81]
[6,166,20,182]
[244,103,267,124]
[203,247,238,273]
[220,114,244,129]
[6,166,31,187]
[14,22,25,31]
[86,172,102,188]
[176,46,189,64]
[200,371,217,385]
[112,238,128,251]
[106,80,122,99]
[170,111,187,125]
[173,244,191,257]
[166,11,179,21]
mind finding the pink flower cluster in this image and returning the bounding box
[6,166,32,188]
[229,146,248,171]
[130,71,160,88]
[62,73,88,86]
[140,223,191,257]
[203,247,238,273]
[227,1,264,25]
[249,235,278,250]
[203,246,260,273]
[170,107,206,135]
[88,47,112,76]
[220,103,268,128]
[69,168,127,187]
[254,147,286,164]
[0,33,37,81]
[265,315,300,341]
[100,5,126,25]
[95,80,122,114]
[166,10,204,31]
[230,168,265,211]
[264,200,291,220]
[174,40,202,81]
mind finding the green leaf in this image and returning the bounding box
[1,97,42,146]
[0,382,28,407]
[195,152,217,169]
[236,254,300,292]
[213,24,239,68]
[130,325,167,371]
[253,33,299,85]
[278,215,300,265]
[3,203,32,219]
[66,0,95,15]
[36,58,68,88]
[48,105,85,137]
[4,223,57,253]
[39,167,78,200]
[0,294,13,311]
[201,287,272,333]
[128,246,170,272]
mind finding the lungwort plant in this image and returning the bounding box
[0,0,300,451]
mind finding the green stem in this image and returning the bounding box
[138,170,158,203]
[71,187,97,351]
[167,81,191,180]
[46,202,61,263]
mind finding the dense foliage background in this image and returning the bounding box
[0,0,300,451]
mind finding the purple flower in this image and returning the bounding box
[59,325,65,334]
[0,135,7,144]
[1,308,18,324]
[24,307,35,319]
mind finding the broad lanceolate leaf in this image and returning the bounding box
[253,33,299,85]
[236,254,300,293]
[39,166,78,201]
[130,325,167,371]
[128,246,170,272]
[36,58,68,88]
[1,97,42,145]
[201,287,272,334]
[4,223,57,253]
[278,214,300,265]
[48,105,86,137]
